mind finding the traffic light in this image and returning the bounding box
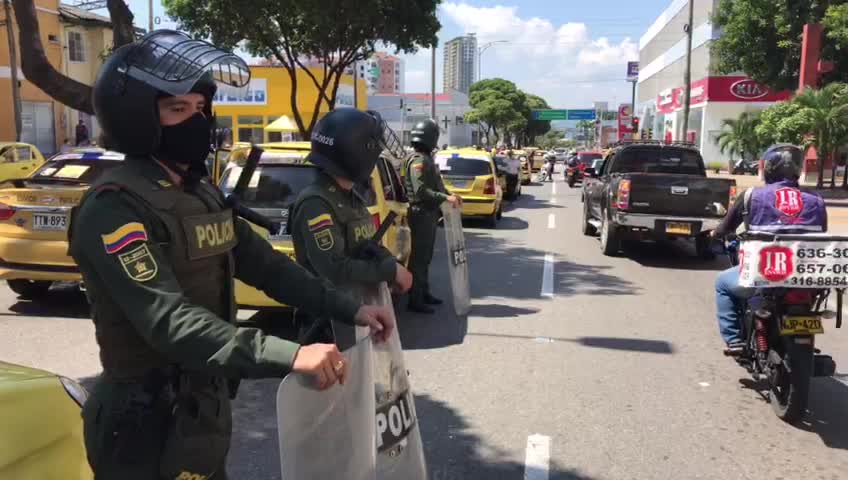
[631,116,640,132]
[646,128,653,139]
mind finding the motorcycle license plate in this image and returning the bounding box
[779,316,824,335]
[665,222,692,235]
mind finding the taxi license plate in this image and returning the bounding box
[449,180,467,188]
[780,316,824,335]
[32,213,68,231]
[665,222,692,235]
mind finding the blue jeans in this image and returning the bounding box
[715,267,755,344]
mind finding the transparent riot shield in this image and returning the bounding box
[276,325,376,480]
[365,284,429,480]
[441,204,471,316]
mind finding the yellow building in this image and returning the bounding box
[0,0,65,155]
[57,4,115,147]
[213,66,366,144]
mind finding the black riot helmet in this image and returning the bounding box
[92,30,250,159]
[307,109,388,184]
[410,119,440,152]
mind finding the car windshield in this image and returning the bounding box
[220,164,319,208]
[436,156,492,176]
[28,158,122,183]
[610,148,704,175]
[591,159,604,170]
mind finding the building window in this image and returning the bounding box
[238,115,263,125]
[68,31,86,63]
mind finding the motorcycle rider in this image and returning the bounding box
[711,144,827,355]
[543,153,556,182]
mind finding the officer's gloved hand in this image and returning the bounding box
[354,304,395,343]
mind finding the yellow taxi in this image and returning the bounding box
[215,142,411,309]
[515,150,532,185]
[0,150,124,298]
[434,148,504,228]
[0,142,46,182]
[0,361,91,479]
[526,147,546,172]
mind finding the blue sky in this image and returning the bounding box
[115,0,671,108]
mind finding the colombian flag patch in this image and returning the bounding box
[102,222,148,254]
[307,214,333,231]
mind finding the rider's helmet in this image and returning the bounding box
[307,108,387,185]
[762,144,804,184]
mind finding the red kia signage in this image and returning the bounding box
[618,104,633,141]
[655,76,792,111]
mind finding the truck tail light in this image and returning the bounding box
[729,185,737,205]
[0,202,16,221]
[615,179,631,209]
[483,178,496,195]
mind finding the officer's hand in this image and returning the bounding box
[394,263,413,293]
[353,304,395,343]
[446,195,462,208]
[292,343,347,390]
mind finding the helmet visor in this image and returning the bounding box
[124,30,250,97]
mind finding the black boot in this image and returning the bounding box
[424,293,443,305]
[408,296,435,314]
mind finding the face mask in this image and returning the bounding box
[156,112,211,175]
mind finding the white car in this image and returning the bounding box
[553,148,569,162]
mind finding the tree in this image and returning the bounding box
[10,0,135,114]
[466,78,528,145]
[712,0,848,91]
[792,83,848,188]
[521,94,552,146]
[537,131,567,150]
[164,0,439,136]
[576,120,595,145]
[755,101,808,147]
[715,111,762,170]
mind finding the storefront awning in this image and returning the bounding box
[264,115,299,132]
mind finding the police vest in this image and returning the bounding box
[75,159,237,378]
[745,181,827,234]
[404,152,441,211]
[291,178,378,284]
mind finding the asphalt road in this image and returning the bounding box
[4,167,848,479]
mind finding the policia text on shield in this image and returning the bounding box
[68,30,394,479]
[291,109,413,347]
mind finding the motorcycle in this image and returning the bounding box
[725,234,841,423]
[539,161,554,182]
[731,158,758,175]
[565,162,585,188]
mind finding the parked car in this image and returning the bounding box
[0,150,124,298]
[581,141,736,258]
[0,142,46,183]
[0,361,92,479]
[434,149,504,228]
[217,142,411,309]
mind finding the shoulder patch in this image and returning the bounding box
[118,244,158,282]
[102,222,148,254]
[307,213,334,231]
[314,229,334,251]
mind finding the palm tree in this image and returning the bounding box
[715,112,762,172]
[792,84,848,188]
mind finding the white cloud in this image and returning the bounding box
[431,2,640,108]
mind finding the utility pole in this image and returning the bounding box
[681,0,694,141]
[3,0,22,141]
[430,45,436,119]
[148,0,154,32]
[352,59,359,109]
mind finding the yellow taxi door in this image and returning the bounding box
[0,145,39,182]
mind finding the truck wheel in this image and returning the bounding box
[600,214,620,256]
[582,201,596,236]
[7,280,52,299]
[695,234,716,260]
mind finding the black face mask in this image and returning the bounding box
[156,112,211,178]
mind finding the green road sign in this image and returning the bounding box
[531,109,597,121]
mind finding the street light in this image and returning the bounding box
[476,40,508,145]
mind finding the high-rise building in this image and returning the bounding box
[353,52,405,94]
[443,34,477,94]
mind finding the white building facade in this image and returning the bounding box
[637,0,791,166]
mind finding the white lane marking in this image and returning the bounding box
[541,254,554,297]
[550,195,557,204]
[698,382,710,387]
[534,337,555,343]
[551,181,557,195]
[547,214,556,229]
[524,434,551,480]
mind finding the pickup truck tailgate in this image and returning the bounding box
[623,173,734,217]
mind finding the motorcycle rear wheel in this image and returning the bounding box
[769,340,814,423]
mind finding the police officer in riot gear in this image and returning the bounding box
[290,109,413,345]
[69,31,394,479]
[711,144,827,355]
[404,119,462,313]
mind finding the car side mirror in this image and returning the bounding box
[584,167,596,177]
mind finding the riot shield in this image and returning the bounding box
[365,284,429,480]
[441,204,471,316]
[277,325,376,480]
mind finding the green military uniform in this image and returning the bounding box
[290,173,397,347]
[69,157,359,479]
[405,150,450,305]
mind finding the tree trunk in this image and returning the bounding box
[831,151,838,189]
[11,0,135,115]
[816,149,826,189]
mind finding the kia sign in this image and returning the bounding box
[626,61,639,82]
[730,78,769,100]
